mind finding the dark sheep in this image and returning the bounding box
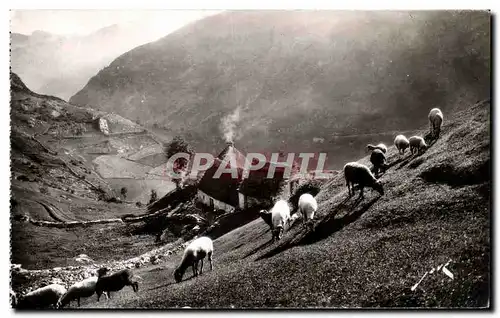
[370,149,387,177]
[95,268,139,301]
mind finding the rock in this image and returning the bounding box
[50,110,61,118]
[51,278,65,286]
[98,118,110,136]
[75,254,94,264]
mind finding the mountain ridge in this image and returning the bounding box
[69,10,490,169]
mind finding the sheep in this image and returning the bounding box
[428,108,444,139]
[394,134,410,156]
[344,162,384,198]
[298,193,317,229]
[367,143,387,154]
[270,200,291,241]
[95,268,139,302]
[10,288,17,308]
[174,236,214,283]
[370,149,387,177]
[16,284,67,309]
[409,136,427,155]
[56,276,98,308]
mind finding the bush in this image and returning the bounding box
[149,189,158,205]
[288,179,323,212]
[121,187,128,199]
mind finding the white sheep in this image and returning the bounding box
[270,200,291,241]
[394,134,410,156]
[428,108,444,139]
[367,143,387,154]
[174,236,214,283]
[17,284,67,309]
[298,193,317,229]
[409,136,428,155]
[57,276,98,308]
[344,162,384,198]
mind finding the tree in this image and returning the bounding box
[120,187,128,199]
[165,136,194,169]
[149,189,158,205]
[165,136,194,189]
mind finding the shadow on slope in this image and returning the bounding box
[256,195,381,261]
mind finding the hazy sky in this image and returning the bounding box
[10,10,221,37]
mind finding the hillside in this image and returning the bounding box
[70,10,490,169]
[10,72,180,269]
[10,23,177,100]
[48,98,488,309]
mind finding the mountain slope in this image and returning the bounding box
[72,99,490,308]
[70,10,490,169]
[10,72,178,269]
[10,23,177,100]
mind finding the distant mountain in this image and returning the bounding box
[70,11,490,169]
[10,24,175,100]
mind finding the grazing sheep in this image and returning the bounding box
[370,149,387,177]
[409,136,428,155]
[57,276,98,308]
[17,284,67,309]
[10,288,17,308]
[270,200,291,241]
[298,193,318,228]
[394,135,410,156]
[95,268,139,301]
[174,236,214,283]
[344,162,384,198]
[367,143,387,154]
[428,108,444,138]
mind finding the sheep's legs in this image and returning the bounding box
[359,186,364,199]
[208,252,213,271]
[77,298,80,307]
[200,259,204,275]
[193,261,199,277]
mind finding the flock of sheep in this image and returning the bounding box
[11,267,141,309]
[10,108,443,309]
[258,107,443,242]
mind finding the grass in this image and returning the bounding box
[72,100,489,309]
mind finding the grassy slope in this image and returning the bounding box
[76,100,489,309]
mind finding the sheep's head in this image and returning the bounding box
[274,226,284,240]
[259,210,273,228]
[97,267,109,278]
[373,181,384,195]
[174,267,184,283]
